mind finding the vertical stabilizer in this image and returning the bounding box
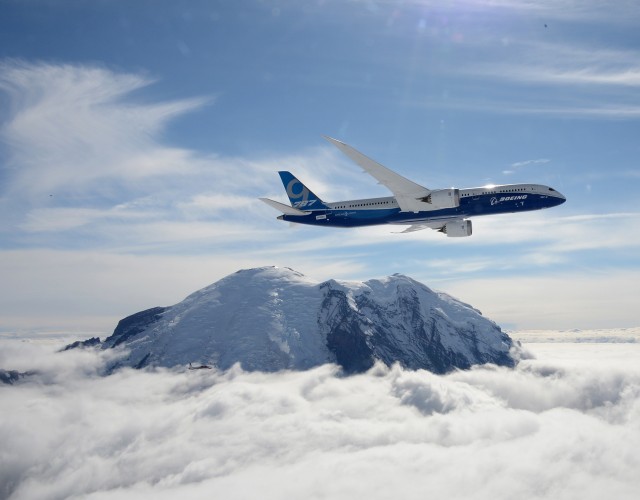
[278,171,328,210]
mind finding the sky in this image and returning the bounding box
[2,339,640,499]
[1,0,640,333]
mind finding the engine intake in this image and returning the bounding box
[441,219,472,237]
[421,189,460,209]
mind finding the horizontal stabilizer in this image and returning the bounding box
[259,198,311,216]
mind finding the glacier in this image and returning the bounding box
[99,266,518,373]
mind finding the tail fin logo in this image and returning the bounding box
[278,171,326,209]
[286,179,317,208]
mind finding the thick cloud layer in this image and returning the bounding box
[1,341,639,500]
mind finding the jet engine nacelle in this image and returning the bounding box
[422,189,460,209]
[442,219,472,237]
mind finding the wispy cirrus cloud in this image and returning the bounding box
[19,205,158,233]
[407,32,640,118]
[0,60,211,199]
[0,60,357,249]
[468,0,640,25]
[503,158,550,175]
[468,42,640,88]
[356,0,640,24]
[414,97,640,119]
[510,158,550,169]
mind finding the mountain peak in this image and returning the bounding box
[233,265,301,277]
[225,266,315,285]
[100,267,518,374]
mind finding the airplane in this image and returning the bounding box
[259,136,566,237]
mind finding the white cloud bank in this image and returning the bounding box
[1,341,639,500]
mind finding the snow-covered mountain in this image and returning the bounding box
[101,266,518,373]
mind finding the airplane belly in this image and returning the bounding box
[327,208,399,227]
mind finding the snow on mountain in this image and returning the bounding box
[101,266,518,373]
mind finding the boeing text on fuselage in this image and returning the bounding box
[259,137,566,237]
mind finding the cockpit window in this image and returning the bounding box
[549,188,556,191]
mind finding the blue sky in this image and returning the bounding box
[1,0,639,333]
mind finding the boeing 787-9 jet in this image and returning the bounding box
[260,137,565,237]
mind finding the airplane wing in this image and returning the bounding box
[394,219,450,233]
[259,198,311,215]
[393,213,461,232]
[324,136,431,212]
[396,224,433,233]
[394,217,471,236]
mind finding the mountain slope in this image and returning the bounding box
[102,266,518,373]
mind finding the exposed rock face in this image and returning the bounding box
[100,267,518,373]
[104,308,167,349]
[0,369,33,385]
[61,337,101,351]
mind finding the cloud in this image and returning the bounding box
[503,158,550,174]
[0,60,637,334]
[416,98,640,119]
[0,60,211,199]
[476,0,640,23]
[511,327,640,343]
[19,206,154,232]
[441,269,640,329]
[0,60,364,234]
[354,0,639,25]
[0,249,370,333]
[510,159,550,169]
[0,60,362,253]
[409,34,640,118]
[1,342,640,499]
[2,212,639,332]
[447,212,640,254]
[470,42,640,88]
[177,194,259,214]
